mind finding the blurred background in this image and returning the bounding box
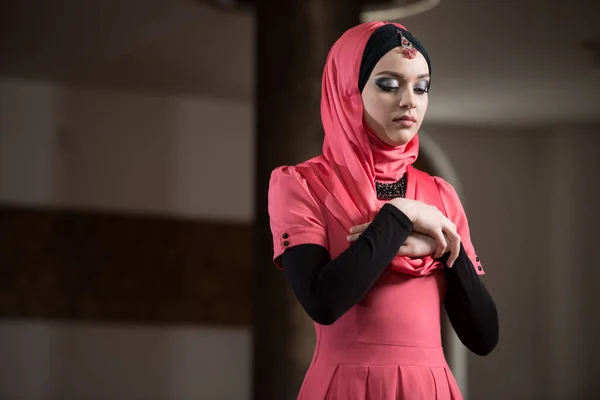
[1,0,599,399]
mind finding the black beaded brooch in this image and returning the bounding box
[375,174,407,200]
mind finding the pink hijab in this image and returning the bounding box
[270,21,482,277]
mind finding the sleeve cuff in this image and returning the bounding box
[380,203,414,232]
[273,227,329,268]
[469,252,485,275]
[442,244,485,275]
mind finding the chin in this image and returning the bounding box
[385,129,417,146]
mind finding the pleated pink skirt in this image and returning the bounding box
[299,343,463,400]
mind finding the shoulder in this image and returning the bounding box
[269,156,327,196]
[429,175,467,219]
[409,166,462,205]
[268,158,329,263]
[431,175,460,200]
[431,176,470,230]
[268,156,328,218]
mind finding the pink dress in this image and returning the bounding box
[269,165,484,400]
[300,269,459,400]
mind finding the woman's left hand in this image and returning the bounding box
[397,232,439,258]
[348,222,446,258]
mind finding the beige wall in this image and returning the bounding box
[0,77,253,400]
[0,77,254,221]
[0,321,250,400]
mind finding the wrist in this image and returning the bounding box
[382,203,414,231]
[401,203,417,223]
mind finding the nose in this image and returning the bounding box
[399,90,417,109]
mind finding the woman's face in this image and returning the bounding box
[361,48,430,146]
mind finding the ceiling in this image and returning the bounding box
[1,0,599,125]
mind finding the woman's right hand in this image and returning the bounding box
[388,198,461,267]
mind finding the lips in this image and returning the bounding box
[393,115,417,128]
[393,115,416,123]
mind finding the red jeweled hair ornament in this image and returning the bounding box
[398,30,418,59]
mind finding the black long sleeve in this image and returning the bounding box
[441,246,499,356]
[280,207,499,355]
[280,203,413,325]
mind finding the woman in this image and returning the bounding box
[268,21,499,399]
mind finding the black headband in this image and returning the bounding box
[358,24,431,93]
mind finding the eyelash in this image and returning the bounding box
[376,81,429,95]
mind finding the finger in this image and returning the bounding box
[409,232,425,241]
[446,220,456,232]
[432,229,448,259]
[349,222,370,234]
[397,245,410,256]
[447,234,461,268]
[444,226,461,268]
[422,234,438,255]
[413,232,434,244]
[398,234,417,253]
[347,233,361,242]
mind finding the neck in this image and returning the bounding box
[365,126,419,183]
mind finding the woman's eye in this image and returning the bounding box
[375,78,399,92]
[414,81,430,95]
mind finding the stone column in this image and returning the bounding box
[253,1,363,399]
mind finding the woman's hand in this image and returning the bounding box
[348,199,461,267]
[388,198,461,267]
[348,225,448,259]
[398,232,445,258]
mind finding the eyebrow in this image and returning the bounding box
[375,71,430,80]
